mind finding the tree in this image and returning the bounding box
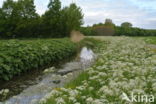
[0,0,39,38]
[61,3,83,36]
[121,22,132,28]
[0,8,6,37]
[15,0,39,37]
[0,0,84,38]
[42,0,62,37]
[0,0,16,38]
[80,26,96,36]
[48,0,61,10]
[92,23,104,27]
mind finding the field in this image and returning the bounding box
[0,38,77,81]
[0,37,156,104]
[143,37,156,44]
[39,37,156,104]
[140,37,156,44]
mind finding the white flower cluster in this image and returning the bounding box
[39,37,156,104]
[43,67,55,73]
[0,89,9,96]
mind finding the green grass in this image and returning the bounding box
[77,37,103,49]
[144,37,156,44]
[65,71,89,89]
[135,36,156,44]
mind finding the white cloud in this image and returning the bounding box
[34,0,49,15]
[75,0,156,29]
[0,0,5,7]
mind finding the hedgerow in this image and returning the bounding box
[0,38,77,81]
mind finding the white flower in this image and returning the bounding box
[0,89,9,95]
[67,73,73,76]
[76,86,85,91]
[49,90,61,96]
[81,96,87,99]
[69,96,77,102]
[43,67,55,73]
[60,88,68,92]
[88,87,94,91]
[62,75,68,79]
[31,99,38,104]
[69,90,79,97]
[55,97,65,104]
[93,99,103,104]
[86,97,93,104]
[39,98,47,104]
[75,102,80,104]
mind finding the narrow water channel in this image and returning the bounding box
[0,47,96,104]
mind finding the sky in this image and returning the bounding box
[0,0,156,29]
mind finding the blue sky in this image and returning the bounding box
[0,0,156,29]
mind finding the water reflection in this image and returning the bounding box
[1,47,96,104]
[80,47,95,69]
[80,47,94,60]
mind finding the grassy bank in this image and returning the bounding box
[0,38,77,81]
[135,37,156,44]
[143,37,156,44]
[40,37,156,104]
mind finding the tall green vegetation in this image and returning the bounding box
[15,0,39,37]
[42,0,62,37]
[42,2,83,37]
[115,26,156,36]
[80,26,96,36]
[61,3,84,36]
[0,0,16,38]
[0,0,39,38]
[0,0,83,38]
[116,21,156,36]
[80,19,156,36]
[0,38,77,81]
[81,19,115,36]
[121,22,132,28]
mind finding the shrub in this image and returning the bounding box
[0,38,77,81]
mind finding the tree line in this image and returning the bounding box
[0,0,83,38]
[80,19,156,36]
